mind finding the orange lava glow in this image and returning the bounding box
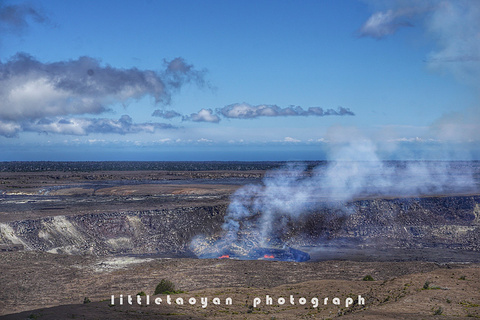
[218,255,230,259]
[264,255,274,259]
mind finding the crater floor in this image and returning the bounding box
[1,164,480,318]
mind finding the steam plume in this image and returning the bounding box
[191,140,474,257]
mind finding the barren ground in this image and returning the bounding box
[1,169,479,319]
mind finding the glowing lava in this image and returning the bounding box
[198,247,310,262]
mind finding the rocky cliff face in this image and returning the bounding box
[289,195,480,251]
[1,195,479,256]
[0,205,226,255]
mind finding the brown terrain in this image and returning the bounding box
[1,166,479,319]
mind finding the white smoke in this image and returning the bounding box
[191,139,475,257]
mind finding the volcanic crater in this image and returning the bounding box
[1,161,480,319]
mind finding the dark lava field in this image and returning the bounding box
[1,161,479,319]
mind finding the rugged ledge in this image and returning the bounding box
[0,205,227,255]
[1,195,479,256]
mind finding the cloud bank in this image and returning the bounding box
[0,115,176,137]
[177,103,355,124]
[26,115,175,136]
[217,103,354,119]
[0,53,205,137]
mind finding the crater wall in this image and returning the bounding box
[0,205,226,255]
[1,195,479,255]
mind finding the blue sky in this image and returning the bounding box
[0,0,479,161]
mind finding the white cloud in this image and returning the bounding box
[360,1,480,85]
[21,115,176,136]
[388,137,438,143]
[151,110,182,119]
[425,1,480,86]
[360,1,480,145]
[359,10,410,38]
[88,139,105,143]
[183,109,221,123]
[217,103,354,119]
[0,53,205,137]
[0,120,21,137]
[284,137,301,143]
